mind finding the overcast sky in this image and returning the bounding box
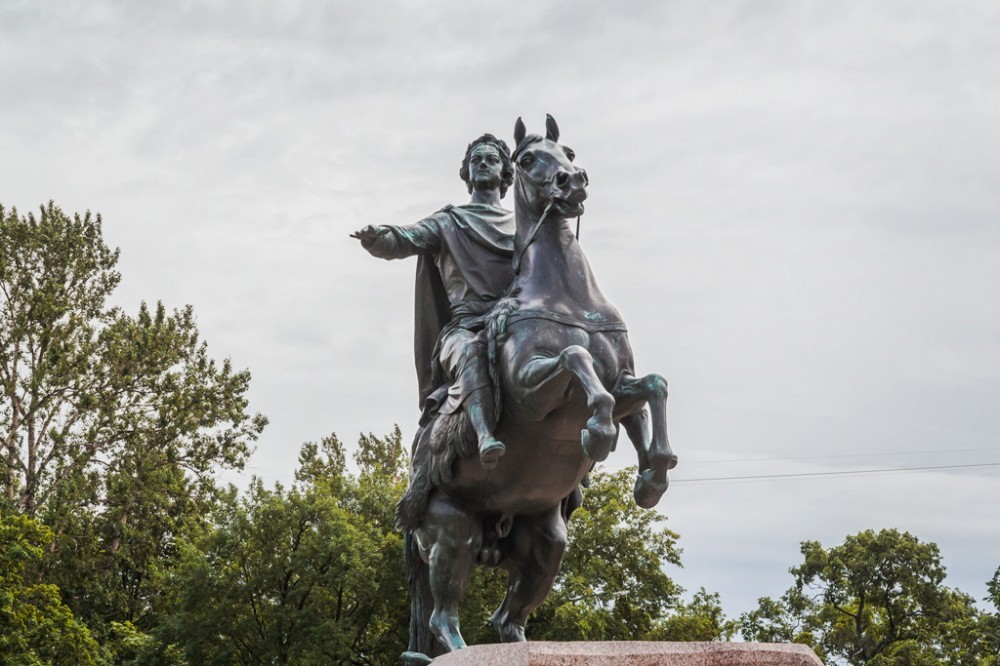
[3,0,998,619]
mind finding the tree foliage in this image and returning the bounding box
[978,566,1000,666]
[0,512,103,665]
[650,588,737,642]
[740,529,990,665]
[1,202,265,655]
[1,202,264,510]
[153,430,409,666]
[2,205,238,510]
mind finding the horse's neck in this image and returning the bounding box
[513,214,615,316]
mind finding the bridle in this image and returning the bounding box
[512,155,583,274]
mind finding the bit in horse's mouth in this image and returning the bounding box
[554,198,586,217]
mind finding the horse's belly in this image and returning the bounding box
[448,429,590,514]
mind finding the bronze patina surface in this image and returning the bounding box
[354,117,677,663]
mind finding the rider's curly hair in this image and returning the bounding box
[459,133,515,198]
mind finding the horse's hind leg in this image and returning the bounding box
[413,492,482,652]
[615,373,678,508]
[490,505,567,642]
[517,345,616,461]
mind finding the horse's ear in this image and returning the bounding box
[545,114,560,142]
[514,117,526,147]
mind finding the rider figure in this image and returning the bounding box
[352,134,515,468]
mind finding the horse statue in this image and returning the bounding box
[396,115,677,663]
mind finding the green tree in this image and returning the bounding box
[0,512,103,665]
[977,566,1000,665]
[740,529,982,665]
[650,588,737,641]
[990,568,1000,610]
[739,588,818,647]
[155,429,408,666]
[1,202,265,642]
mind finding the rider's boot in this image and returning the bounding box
[479,435,505,469]
[464,387,505,469]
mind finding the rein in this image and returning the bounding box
[513,199,552,274]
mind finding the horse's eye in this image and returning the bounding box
[520,154,535,168]
[565,149,575,162]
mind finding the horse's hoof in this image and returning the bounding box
[479,437,506,469]
[634,470,669,508]
[430,611,467,652]
[401,651,434,665]
[490,608,527,643]
[581,424,614,461]
[500,624,526,643]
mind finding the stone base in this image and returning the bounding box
[430,642,823,665]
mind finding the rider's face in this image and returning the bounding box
[469,144,503,192]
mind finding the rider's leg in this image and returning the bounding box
[465,386,505,468]
[440,330,505,468]
[490,505,568,642]
[414,491,482,652]
[615,374,677,508]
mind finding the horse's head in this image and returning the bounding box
[512,115,589,220]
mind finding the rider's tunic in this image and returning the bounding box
[365,203,515,418]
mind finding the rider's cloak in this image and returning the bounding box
[365,203,515,411]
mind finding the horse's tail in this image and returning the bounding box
[395,413,476,530]
[398,427,443,663]
[485,294,520,416]
[396,426,433,532]
[404,530,438,658]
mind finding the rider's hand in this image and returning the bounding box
[349,224,389,249]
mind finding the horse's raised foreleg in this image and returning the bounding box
[413,492,482,652]
[614,373,678,508]
[490,505,568,642]
[516,345,617,461]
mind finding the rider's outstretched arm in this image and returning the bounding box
[353,217,443,260]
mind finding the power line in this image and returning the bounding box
[672,461,1000,484]
[680,446,1000,466]
[242,449,1000,484]
[246,461,1000,483]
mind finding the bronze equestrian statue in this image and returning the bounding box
[353,117,677,664]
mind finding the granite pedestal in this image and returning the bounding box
[430,642,823,665]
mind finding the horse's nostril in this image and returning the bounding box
[556,171,570,187]
[580,169,589,185]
